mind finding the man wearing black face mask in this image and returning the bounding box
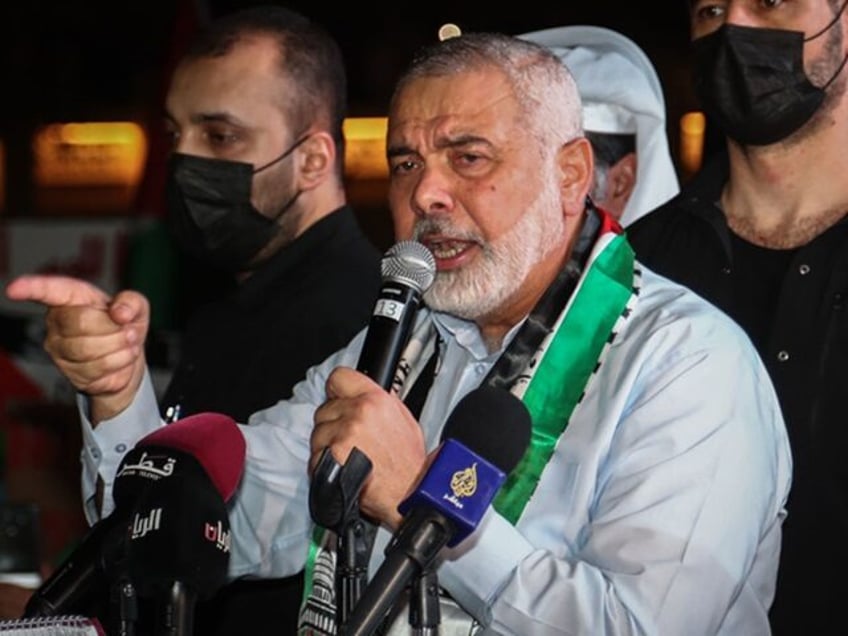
[159,6,382,635]
[5,5,381,636]
[156,6,382,428]
[166,132,312,274]
[627,1,848,633]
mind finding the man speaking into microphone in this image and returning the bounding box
[7,33,791,635]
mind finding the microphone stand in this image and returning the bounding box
[109,575,138,636]
[409,566,440,635]
[309,447,374,631]
[338,511,376,627]
[158,580,196,636]
[340,507,454,636]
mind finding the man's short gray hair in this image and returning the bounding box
[391,32,583,150]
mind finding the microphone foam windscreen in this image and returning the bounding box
[113,446,192,509]
[137,412,246,501]
[441,386,532,474]
[125,459,231,600]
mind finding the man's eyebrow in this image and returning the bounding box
[387,134,492,159]
[438,133,491,149]
[193,112,246,126]
[161,108,247,127]
[387,143,414,160]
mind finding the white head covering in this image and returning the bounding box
[519,25,679,226]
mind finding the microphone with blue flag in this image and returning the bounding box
[341,385,532,635]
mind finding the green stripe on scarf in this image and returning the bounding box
[302,528,322,606]
[493,233,634,524]
[299,231,636,632]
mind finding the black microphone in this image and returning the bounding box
[310,239,437,529]
[309,241,436,628]
[23,413,245,620]
[310,240,437,527]
[355,240,437,391]
[125,453,235,636]
[341,385,532,636]
[121,413,245,636]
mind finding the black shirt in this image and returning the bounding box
[160,205,382,635]
[728,231,797,351]
[160,205,382,422]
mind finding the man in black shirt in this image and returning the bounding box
[160,5,381,423]
[8,5,381,634]
[627,2,848,633]
[160,7,382,633]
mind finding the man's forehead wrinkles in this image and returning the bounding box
[390,84,515,153]
[391,125,488,155]
[434,132,490,149]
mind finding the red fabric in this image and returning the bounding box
[596,204,624,235]
[0,350,41,400]
[140,412,246,501]
[0,351,87,565]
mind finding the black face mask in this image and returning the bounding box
[166,135,308,273]
[693,5,848,146]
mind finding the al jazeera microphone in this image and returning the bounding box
[341,385,532,636]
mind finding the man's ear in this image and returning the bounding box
[609,153,637,200]
[601,152,637,221]
[558,137,594,217]
[297,131,336,190]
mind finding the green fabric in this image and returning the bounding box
[493,234,634,524]
[125,218,180,330]
[298,231,636,632]
[302,528,322,605]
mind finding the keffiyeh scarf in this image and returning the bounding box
[298,205,638,634]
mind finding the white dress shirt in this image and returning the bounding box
[79,264,791,635]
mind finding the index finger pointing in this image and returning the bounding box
[5,275,111,309]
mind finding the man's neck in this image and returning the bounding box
[721,105,848,248]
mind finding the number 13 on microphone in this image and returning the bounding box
[373,297,405,322]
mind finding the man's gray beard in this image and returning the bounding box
[421,179,566,322]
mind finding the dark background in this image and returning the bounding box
[0,1,693,119]
[0,2,704,590]
[0,3,700,574]
[0,0,697,218]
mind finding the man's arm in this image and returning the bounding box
[434,313,791,634]
[5,274,150,423]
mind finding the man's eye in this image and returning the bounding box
[163,128,180,148]
[206,130,239,146]
[454,152,487,169]
[390,159,417,174]
[693,3,726,20]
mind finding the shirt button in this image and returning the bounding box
[799,264,811,275]
[91,449,100,460]
[115,443,127,453]
[777,350,790,362]
[721,266,731,275]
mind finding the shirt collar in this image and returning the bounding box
[430,309,527,362]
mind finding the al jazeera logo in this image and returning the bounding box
[443,462,478,509]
